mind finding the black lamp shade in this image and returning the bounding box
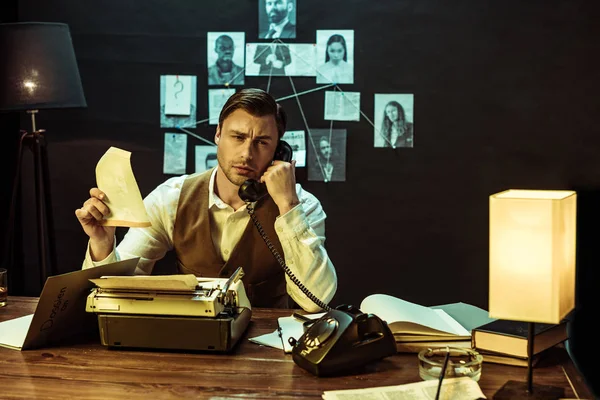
[0,22,87,111]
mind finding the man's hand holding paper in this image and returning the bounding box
[94,147,151,228]
[75,147,151,262]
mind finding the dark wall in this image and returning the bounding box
[9,0,600,393]
[0,0,21,293]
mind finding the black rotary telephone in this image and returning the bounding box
[238,140,396,377]
[238,140,294,203]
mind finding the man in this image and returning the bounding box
[317,136,334,182]
[260,0,296,39]
[253,43,291,76]
[208,34,244,86]
[308,136,344,182]
[75,88,337,312]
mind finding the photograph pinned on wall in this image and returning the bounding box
[195,145,218,173]
[281,130,306,167]
[324,91,360,121]
[208,88,236,125]
[316,30,354,84]
[307,129,347,182]
[373,93,414,148]
[245,43,291,76]
[207,32,245,86]
[164,133,188,175]
[258,0,297,40]
[160,75,197,129]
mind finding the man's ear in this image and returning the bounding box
[287,2,293,13]
[215,125,221,144]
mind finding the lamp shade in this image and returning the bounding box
[0,22,87,111]
[489,189,576,324]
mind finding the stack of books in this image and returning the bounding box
[471,319,569,367]
[358,294,495,353]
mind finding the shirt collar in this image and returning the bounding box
[208,166,254,211]
[208,166,225,209]
[269,17,289,37]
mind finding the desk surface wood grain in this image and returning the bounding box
[0,297,593,399]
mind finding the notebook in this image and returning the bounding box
[0,257,139,350]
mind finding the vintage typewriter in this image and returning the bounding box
[86,267,251,352]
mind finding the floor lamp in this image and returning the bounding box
[0,22,87,290]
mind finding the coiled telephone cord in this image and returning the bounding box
[247,203,332,312]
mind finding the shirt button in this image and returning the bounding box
[224,249,229,255]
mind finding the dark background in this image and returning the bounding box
[1,0,598,395]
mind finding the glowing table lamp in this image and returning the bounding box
[489,189,576,399]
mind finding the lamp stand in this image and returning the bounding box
[493,322,565,400]
[4,109,57,291]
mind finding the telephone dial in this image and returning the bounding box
[288,305,396,376]
[239,139,396,377]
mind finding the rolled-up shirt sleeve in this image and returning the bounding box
[275,184,337,312]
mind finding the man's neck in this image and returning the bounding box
[216,59,233,72]
[270,17,289,32]
[214,168,245,211]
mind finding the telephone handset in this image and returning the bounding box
[238,140,294,203]
[241,139,395,376]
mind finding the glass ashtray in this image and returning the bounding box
[418,347,483,382]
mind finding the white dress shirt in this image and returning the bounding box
[316,60,354,84]
[82,167,337,312]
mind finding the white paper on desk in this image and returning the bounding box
[0,314,33,350]
[278,313,326,353]
[96,147,151,228]
[322,377,486,400]
[248,313,326,352]
[248,330,285,350]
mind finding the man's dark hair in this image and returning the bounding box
[218,88,287,139]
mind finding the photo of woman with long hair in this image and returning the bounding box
[373,94,414,148]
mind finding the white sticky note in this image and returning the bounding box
[165,75,192,116]
[163,133,187,175]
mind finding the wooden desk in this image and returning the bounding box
[0,297,593,399]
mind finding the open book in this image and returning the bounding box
[359,294,496,342]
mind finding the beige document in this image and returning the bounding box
[322,377,486,400]
[96,147,151,227]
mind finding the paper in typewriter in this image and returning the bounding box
[90,274,199,291]
[96,147,151,227]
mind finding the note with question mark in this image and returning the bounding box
[165,75,192,116]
